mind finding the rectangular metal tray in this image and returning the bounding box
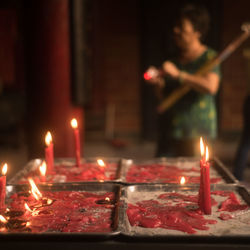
[9,157,123,185]
[1,182,121,239]
[118,183,250,239]
[120,156,237,184]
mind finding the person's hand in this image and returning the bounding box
[144,66,164,87]
[162,61,180,79]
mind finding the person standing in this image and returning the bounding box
[145,4,221,157]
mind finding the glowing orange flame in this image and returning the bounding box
[45,131,52,146]
[200,137,204,158]
[180,176,186,185]
[71,118,78,129]
[0,215,7,223]
[105,197,110,202]
[28,178,42,200]
[39,161,46,177]
[205,146,209,162]
[24,203,33,212]
[1,163,7,175]
[47,198,53,205]
[97,159,105,167]
[26,222,31,227]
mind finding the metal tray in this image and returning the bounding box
[119,183,250,240]
[0,182,121,239]
[120,156,237,184]
[9,157,123,185]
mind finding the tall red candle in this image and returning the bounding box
[71,118,81,167]
[0,163,7,210]
[198,137,205,210]
[45,131,54,174]
[202,146,211,214]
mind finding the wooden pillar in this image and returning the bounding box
[25,0,84,158]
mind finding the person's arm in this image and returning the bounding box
[162,61,220,95]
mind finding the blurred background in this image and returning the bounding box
[0,0,249,178]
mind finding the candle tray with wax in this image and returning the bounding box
[0,183,121,237]
[9,157,123,184]
[118,183,250,239]
[121,157,237,184]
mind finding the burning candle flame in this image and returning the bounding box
[97,159,105,167]
[28,178,42,200]
[39,161,46,177]
[26,222,31,227]
[0,215,7,223]
[47,198,53,205]
[71,118,78,129]
[180,176,186,185]
[105,197,110,202]
[200,137,204,157]
[45,131,52,146]
[24,203,33,212]
[205,146,209,162]
[1,163,7,176]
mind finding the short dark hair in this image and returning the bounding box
[176,4,210,40]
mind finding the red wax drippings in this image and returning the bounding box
[126,164,221,184]
[19,163,117,183]
[4,191,115,233]
[127,191,250,234]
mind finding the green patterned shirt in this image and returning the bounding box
[162,48,221,139]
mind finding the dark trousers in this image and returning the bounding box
[233,95,250,181]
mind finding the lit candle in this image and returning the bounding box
[71,118,81,167]
[45,131,54,174]
[180,176,186,185]
[0,163,7,210]
[39,161,46,183]
[97,159,105,168]
[202,146,211,214]
[198,137,205,211]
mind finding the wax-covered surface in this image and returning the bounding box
[122,157,236,184]
[0,183,120,234]
[120,184,250,236]
[9,158,121,184]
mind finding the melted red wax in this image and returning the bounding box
[19,163,117,184]
[211,191,249,212]
[126,164,221,184]
[7,191,115,233]
[127,190,250,233]
[127,192,217,234]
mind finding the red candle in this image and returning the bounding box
[39,161,47,183]
[0,163,7,210]
[71,118,81,167]
[45,131,54,174]
[202,146,211,214]
[198,137,205,210]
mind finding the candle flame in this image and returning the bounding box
[26,222,31,227]
[180,176,186,185]
[97,159,105,167]
[45,131,52,146]
[47,198,53,205]
[105,197,110,202]
[200,137,204,157]
[205,146,209,162]
[24,203,33,212]
[39,161,46,177]
[71,118,78,129]
[1,163,7,175]
[0,215,7,223]
[28,178,42,200]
